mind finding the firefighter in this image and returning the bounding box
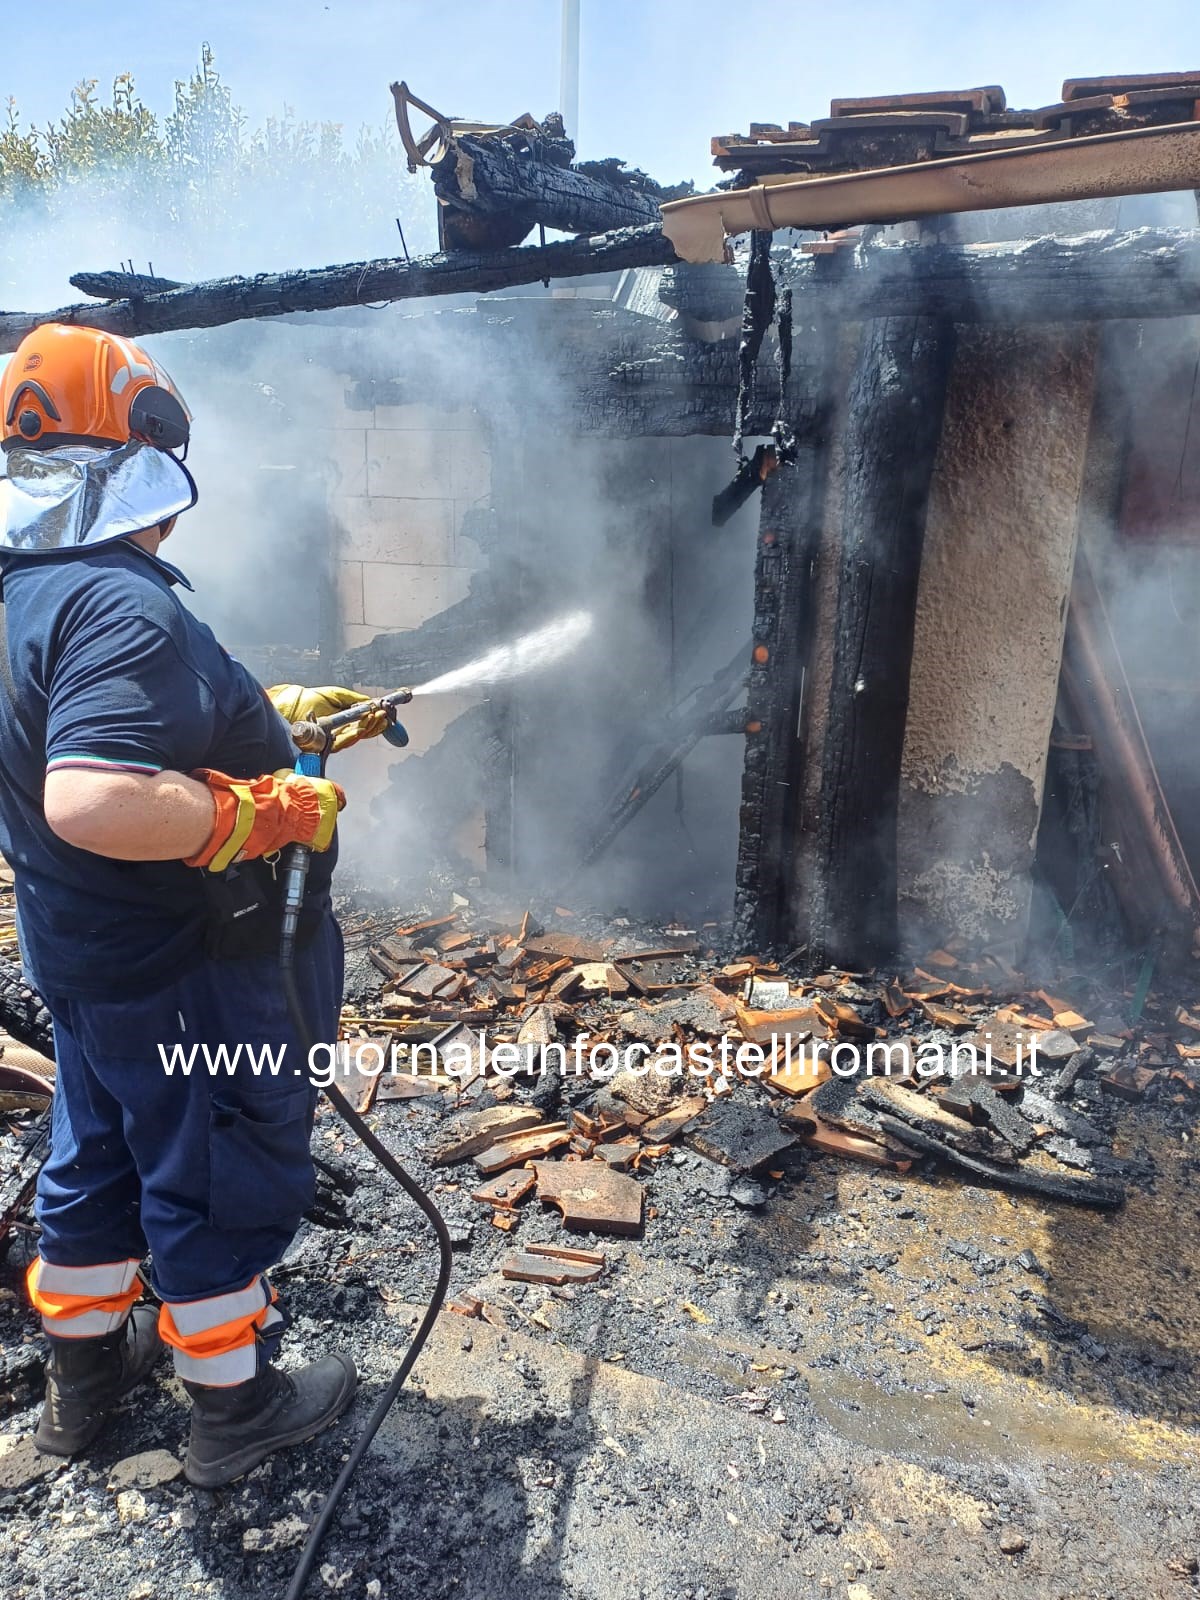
[0,324,385,1487]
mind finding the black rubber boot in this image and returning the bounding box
[183,1353,357,1488]
[35,1305,164,1456]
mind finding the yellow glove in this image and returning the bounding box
[266,684,391,754]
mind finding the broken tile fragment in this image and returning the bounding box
[531,1159,643,1235]
[638,1095,708,1142]
[474,1123,571,1175]
[470,1169,537,1209]
[394,963,460,1000]
[425,1105,544,1167]
[502,1246,605,1285]
[1100,1061,1157,1101]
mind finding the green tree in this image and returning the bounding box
[0,98,50,189]
[42,74,165,183]
[164,43,242,188]
[0,44,430,297]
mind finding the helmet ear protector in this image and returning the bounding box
[2,381,189,453]
[128,386,190,454]
[5,380,63,444]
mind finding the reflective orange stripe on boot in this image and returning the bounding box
[26,1257,142,1338]
[158,1275,283,1387]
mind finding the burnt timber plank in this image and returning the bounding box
[807,313,956,970]
[751,227,1200,324]
[871,1113,1125,1208]
[733,322,837,949]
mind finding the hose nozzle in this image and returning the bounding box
[290,687,415,753]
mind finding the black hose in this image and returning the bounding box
[279,953,454,1600]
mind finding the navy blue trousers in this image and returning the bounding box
[36,915,343,1304]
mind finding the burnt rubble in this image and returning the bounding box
[323,891,1200,1240]
[3,887,1200,1597]
[7,883,1192,1258]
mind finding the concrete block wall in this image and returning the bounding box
[309,378,492,856]
[323,385,489,659]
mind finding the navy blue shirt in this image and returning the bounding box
[0,542,334,1000]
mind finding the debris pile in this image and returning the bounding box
[328,902,1200,1248]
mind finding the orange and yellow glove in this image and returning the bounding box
[265,685,391,754]
[184,769,346,873]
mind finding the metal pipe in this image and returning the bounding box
[560,0,581,141]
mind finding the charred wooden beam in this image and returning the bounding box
[0,225,678,353]
[658,262,746,326]
[807,314,957,971]
[0,953,55,1061]
[658,226,1200,330]
[870,1112,1125,1208]
[70,269,185,299]
[733,323,838,950]
[784,226,1200,323]
[577,648,749,872]
[430,127,675,251]
[390,84,687,249]
[9,226,1200,357]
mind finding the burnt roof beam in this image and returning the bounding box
[782,227,1200,324]
[5,226,1200,357]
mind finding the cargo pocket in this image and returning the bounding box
[208,1086,316,1231]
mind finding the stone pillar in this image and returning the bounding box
[897,323,1100,957]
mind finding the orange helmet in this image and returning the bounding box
[1,324,190,454]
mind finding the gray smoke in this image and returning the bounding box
[0,84,759,924]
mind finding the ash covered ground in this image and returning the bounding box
[3,895,1200,1600]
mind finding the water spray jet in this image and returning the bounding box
[410,607,595,698]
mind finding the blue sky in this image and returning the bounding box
[7,0,1200,188]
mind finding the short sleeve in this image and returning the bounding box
[45,611,218,779]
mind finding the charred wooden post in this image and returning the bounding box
[806,315,956,970]
[1060,544,1200,944]
[732,322,837,950]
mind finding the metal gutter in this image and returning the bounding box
[660,121,1200,262]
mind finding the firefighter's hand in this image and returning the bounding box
[183,769,346,872]
[266,684,391,753]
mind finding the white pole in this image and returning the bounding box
[560,0,581,144]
